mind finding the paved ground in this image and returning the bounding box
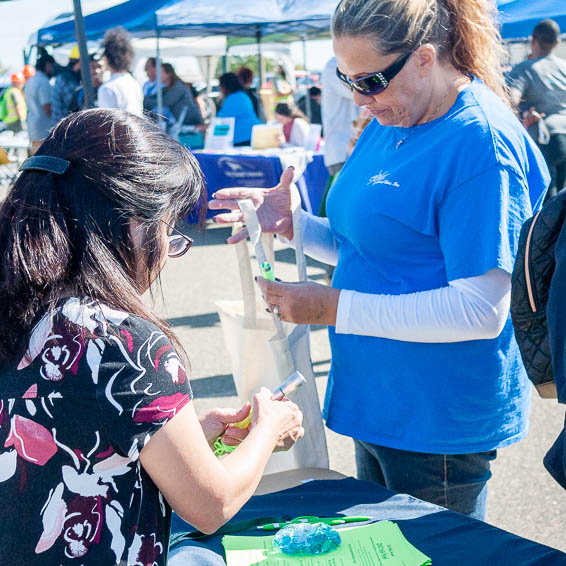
[152,221,566,553]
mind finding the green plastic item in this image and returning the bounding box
[261,261,275,281]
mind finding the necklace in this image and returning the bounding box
[395,76,468,150]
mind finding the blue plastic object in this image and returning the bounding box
[273,522,341,556]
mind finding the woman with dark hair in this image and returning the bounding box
[211,0,550,520]
[143,62,203,127]
[237,66,266,122]
[274,102,310,147]
[0,109,303,565]
[217,72,261,146]
[98,27,143,115]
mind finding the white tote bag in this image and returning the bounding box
[215,191,329,474]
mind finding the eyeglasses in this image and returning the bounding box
[336,51,413,96]
[162,221,194,258]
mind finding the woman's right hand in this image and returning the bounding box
[208,166,295,244]
[251,387,304,451]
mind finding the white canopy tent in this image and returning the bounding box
[131,36,227,88]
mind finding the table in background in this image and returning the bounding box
[169,469,566,565]
[0,132,29,186]
[192,148,329,221]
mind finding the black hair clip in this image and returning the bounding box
[19,156,71,175]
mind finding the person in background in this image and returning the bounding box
[346,107,372,156]
[143,62,203,128]
[143,57,158,96]
[508,19,566,201]
[217,72,261,146]
[22,64,35,82]
[210,0,550,520]
[298,86,322,126]
[98,27,143,116]
[319,56,359,216]
[51,46,81,125]
[0,108,304,565]
[272,63,294,105]
[69,56,104,113]
[1,72,27,133]
[321,56,359,178]
[24,54,55,155]
[237,66,266,122]
[187,82,209,123]
[273,102,310,147]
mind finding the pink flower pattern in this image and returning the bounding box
[0,298,193,565]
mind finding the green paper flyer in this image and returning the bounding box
[223,520,432,565]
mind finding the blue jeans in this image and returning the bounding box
[354,439,497,521]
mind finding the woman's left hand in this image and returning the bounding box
[199,404,251,447]
[256,279,340,326]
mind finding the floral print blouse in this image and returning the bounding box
[0,298,192,565]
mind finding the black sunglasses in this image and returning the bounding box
[336,51,413,96]
[162,221,194,258]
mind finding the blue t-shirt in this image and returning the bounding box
[324,78,550,454]
[217,91,261,145]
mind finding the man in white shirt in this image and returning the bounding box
[321,56,359,176]
[98,27,143,116]
[143,57,157,97]
[24,54,55,154]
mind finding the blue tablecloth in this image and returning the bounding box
[168,477,566,565]
[193,150,328,221]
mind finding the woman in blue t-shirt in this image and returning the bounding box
[210,0,550,520]
[217,72,262,146]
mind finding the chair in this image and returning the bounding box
[168,106,189,141]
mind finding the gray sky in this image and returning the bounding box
[0,0,333,74]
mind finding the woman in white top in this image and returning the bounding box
[98,27,143,116]
[274,102,310,147]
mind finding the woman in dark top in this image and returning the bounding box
[237,66,266,122]
[0,109,303,565]
[144,62,204,127]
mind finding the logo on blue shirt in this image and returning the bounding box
[367,170,400,188]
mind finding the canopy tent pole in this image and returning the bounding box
[301,35,312,121]
[73,0,95,109]
[256,27,263,87]
[154,16,164,130]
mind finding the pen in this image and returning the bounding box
[257,516,372,530]
[261,261,275,281]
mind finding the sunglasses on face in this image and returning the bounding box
[162,221,194,258]
[336,51,413,96]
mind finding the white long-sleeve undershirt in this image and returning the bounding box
[282,210,511,343]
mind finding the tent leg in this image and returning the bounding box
[302,36,312,121]
[155,28,164,130]
[256,27,263,87]
[73,0,95,109]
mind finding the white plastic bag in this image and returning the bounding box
[215,189,329,473]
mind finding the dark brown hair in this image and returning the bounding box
[161,62,183,88]
[533,19,560,53]
[274,102,309,123]
[236,66,254,86]
[219,72,244,94]
[0,108,204,362]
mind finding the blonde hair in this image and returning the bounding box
[332,0,510,104]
